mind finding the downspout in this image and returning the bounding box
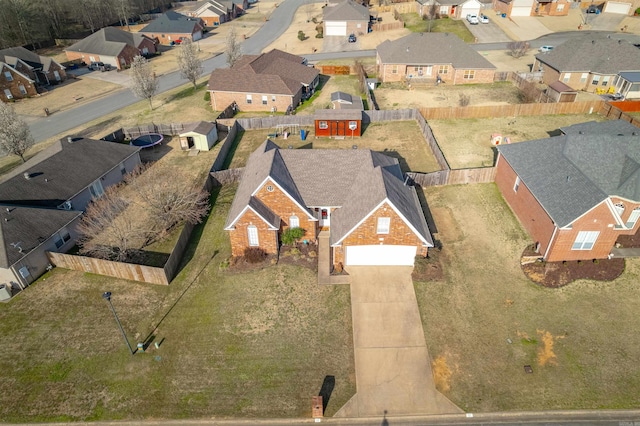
[543,225,558,260]
[212,92,217,111]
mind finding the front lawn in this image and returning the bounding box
[401,13,475,42]
[417,183,640,411]
[0,184,355,421]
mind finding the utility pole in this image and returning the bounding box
[102,291,135,355]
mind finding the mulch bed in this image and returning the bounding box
[520,245,625,288]
[226,242,318,274]
[412,247,445,282]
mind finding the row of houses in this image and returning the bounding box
[0,47,67,102]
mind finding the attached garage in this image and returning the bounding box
[325,21,347,36]
[604,1,631,14]
[459,0,482,19]
[345,245,417,266]
[510,0,533,16]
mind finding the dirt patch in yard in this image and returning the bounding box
[432,355,453,393]
[412,248,445,282]
[429,113,607,169]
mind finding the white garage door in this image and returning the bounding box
[604,1,631,14]
[345,245,417,266]
[100,55,118,68]
[192,31,202,41]
[325,21,347,36]
[461,5,480,17]
[510,6,531,16]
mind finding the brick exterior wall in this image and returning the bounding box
[450,68,495,85]
[143,24,203,45]
[228,209,278,257]
[537,60,616,93]
[332,201,428,267]
[377,54,494,84]
[0,66,37,101]
[210,90,300,112]
[66,43,155,70]
[44,61,66,83]
[495,154,557,257]
[537,61,561,85]
[346,20,369,35]
[534,0,570,16]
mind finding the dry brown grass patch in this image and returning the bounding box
[432,355,452,393]
[537,329,564,367]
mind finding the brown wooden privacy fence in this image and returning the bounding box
[211,168,245,186]
[364,109,417,122]
[222,115,316,130]
[123,122,196,138]
[212,121,238,171]
[47,252,170,285]
[371,3,416,13]
[316,65,352,75]
[600,102,640,127]
[415,111,449,171]
[407,167,496,187]
[418,100,605,120]
[371,21,405,31]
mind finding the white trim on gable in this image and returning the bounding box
[251,176,317,221]
[0,62,34,83]
[224,204,280,231]
[605,198,626,227]
[332,198,432,247]
[561,198,615,230]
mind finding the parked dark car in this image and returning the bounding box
[587,4,598,13]
[88,61,112,72]
[348,33,357,43]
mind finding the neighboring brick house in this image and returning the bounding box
[493,0,569,16]
[323,0,371,36]
[430,0,482,19]
[0,47,66,101]
[534,36,640,93]
[376,32,496,84]
[225,140,433,268]
[495,120,640,262]
[0,62,37,101]
[65,27,157,70]
[183,1,230,27]
[208,49,319,113]
[0,136,141,297]
[139,10,204,45]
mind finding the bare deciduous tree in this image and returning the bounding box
[77,185,148,262]
[130,55,158,110]
[423,2,438,32]
[458,93,470,107]
[507,41,529,58]
[0,101,34,162]
[225,26,242,68]
[177,38,203,90]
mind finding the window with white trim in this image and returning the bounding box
[247,225,259,246]
[3,89,12,99]
[557,3,564,11]
[572,231,599,250]
[513,176,520,193]
[289,215,299,228]
[318,121,328,129]
[592,75,600,85]
[54,228,71,249]
[602,76,610,87]
[18,84,26,95]
[4,71,13,81]
[89,179,104,198]
[377,217,390,234]
[626,208,640,228]
[463,70,475,80]
[580,73,588,84]
[272,95,276,102]
[262,95,268,105]
[563,73,571,83]
[246,94,252,104]
[438,65,449,75]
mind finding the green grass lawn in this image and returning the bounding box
[226,121,441,173]
[0,185,355,421]
[401,13,475,42]
[417,183,640,411]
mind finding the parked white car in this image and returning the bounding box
[539,45,554,53]
[479,14,489,23]
[466,14,479,24]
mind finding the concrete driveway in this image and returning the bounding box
[464,18,511,43]
[335,266,462,417]
[322,35,362,53]
[587,12,627,31]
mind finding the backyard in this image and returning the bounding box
[401,13,474,42]
[225,120,441,173]
[0,183,355,421]
[417,183,640,411]
[429,113,607,169]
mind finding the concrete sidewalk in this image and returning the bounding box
[317,231,350,285]
[335,266,462,417]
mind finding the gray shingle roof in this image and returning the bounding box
[65,27,153,57]
[181,121,217,135]
[0,137,139,208]
[208,49,319,95]
[0,205,81,268]
[535,35,640,74]
[140,11,201,35]
[315,109,362,120]
[560,119,638,135]
[323,0,370,21]
[498,122,640,227]
[377,33,496,70]
[225,142,432,246]
[620,71,640,83]
[0,46,62,73]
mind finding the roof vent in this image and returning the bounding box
[23,172,31,180]
[566,175,571,182]
[592,40,596,44]
[619,39,622,44]
[633,132,638,136]
[406,47,410,52]
[578,130,583,134]
[618,133,624,136]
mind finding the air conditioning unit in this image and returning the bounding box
[61,201,72,210]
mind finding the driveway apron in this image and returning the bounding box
[336,266,462,417]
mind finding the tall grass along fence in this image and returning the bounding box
[211,168,245,186]
[212,121,238,172]
[419,100,605,120]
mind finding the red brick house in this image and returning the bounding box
[139,10,204,45]
[0,47,66,101]
[208,49,320,113]
[65,27,157,70]
[534,36,640,94]
[493,0,569,17]
[495,120,640,262]
[323,0,371,36]
[225,140,433,267]
[376,33,495,84]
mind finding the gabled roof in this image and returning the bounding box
[498,121,640,227]
[548,80,576,93]
[315,109,362,120]
[324,0,370,21]
[560,119,638,136]
[331,91,364,110]
[180,121,217,135]
[0,137,139,208]
[65,27,154,57]
[535,36,640,74]
[208,49,319,96]
[140,10,202,35]
[0,46,63,73]
[377,33,496,70]
[225,142,432,246]
[0,205,81,268]
[0,62,34,83]
[331,92,353,103]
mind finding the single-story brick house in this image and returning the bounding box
[139,10,204,45]
[225,140,433,268]
[429,0,482,19]
[208,49,320,113]
[493,0,569,16]
[65,27,157,70]
[495,120,640,262]
[0,136,141,296]
[0,46,66,101]
[534,36,640,93]
[181,0,230,26]
[323,0,371,36]
[376,32,496,84]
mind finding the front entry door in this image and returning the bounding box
[318,208,330,228]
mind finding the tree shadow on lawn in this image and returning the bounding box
[415,185,438,235]
[139,136,174,163]
[378,148,410,173]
